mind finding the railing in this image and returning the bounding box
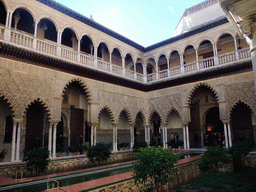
[218,51,236,65]
[169,66,181,77]
[112,64,123,75]
[36,39,57,56]
[0,26,4,40]
[80,53,94,67]
[184,62,197,73]
[159,69,168,79]
[61,47,78,62]
[98,59,111,71]
[238,48,250,60]
[137,73,144,82]
[0,28,252,84]
[147,73,156,82]
[10,30,34,49]
[125,69,135,79]
[198,57,214,69]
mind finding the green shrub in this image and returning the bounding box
[87,143,111,163]
[199,146,230,174]
[133,147,179,191]
[133,140,148,151]
[228,141,251,173]
[23,147,50,176]
[67,146,75,152]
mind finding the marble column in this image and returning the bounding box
[183,125,187,149]
[11,122,17,162]
[48,123,53,157]
[186,125,190,149]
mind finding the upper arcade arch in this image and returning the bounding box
[61,27,78,50]
[80,35,94,55]
[169,50,180,68]
[111,48,122,66]
[158,54,168,71]
[125,53,134,70]
[0,0,6,25]
[197,40,214,60]
[11,8,35,34]
[97,42,110,62]
[183,45,196,65]
[37,18,57,42]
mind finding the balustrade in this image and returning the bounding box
[10,30,34,49]
[0,25,4,40]
[125,69,135,79]
[137,73,144,82]
[80,53,94,67]
[169,66,181,77]
[184,62,197,73]
[218,51,236,65]
[98,59,111,71]
[61,47,78,62]
[198,57,214,69]
[112,65,123,75]
[159,69,168,79]
[36,39,57,56]
[0,28,252,83]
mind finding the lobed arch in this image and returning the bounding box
[164,108,182,125]
[98,106,115,124]
[23,98,51,119]
[148,110,162,124]
[37,16,60,32]
[118,108,133,125]
[134,110,147,125]
[186,82,220,105]
[229,100,255,120]
[61,78,92,102]
[0,94,14,114]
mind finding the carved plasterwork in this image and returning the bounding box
[224,81,256,118]
[0,69,54,118]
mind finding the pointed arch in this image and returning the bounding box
[24,98,51,119]
[187,82,219,105]
[134,110,147,125]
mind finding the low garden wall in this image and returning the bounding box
[0,151,136,179]
[87,158,201,192]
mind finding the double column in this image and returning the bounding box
[11,118,23,162]
[48,122,58,158]
[223,122,232,147]
[182,124,190,149]
[130,125,134,149]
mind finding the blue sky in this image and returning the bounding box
[53,0,204,47]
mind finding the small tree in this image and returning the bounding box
[87,143,111,163]
[23,147,50,176]
[133,147,179,192]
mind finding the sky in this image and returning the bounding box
[53,0,205,47]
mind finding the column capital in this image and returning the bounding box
[13,118,23,123]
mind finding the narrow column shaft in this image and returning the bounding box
[227,123,232,147]
[93,125,97,145]
[186,125,190,149]
[48,124,52,156]
[11,122,17,162]
[183,126,187,149]
[91,125,94,146]
[15,122,22,161]
[52,124,57,158]
[223,123,228,148]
